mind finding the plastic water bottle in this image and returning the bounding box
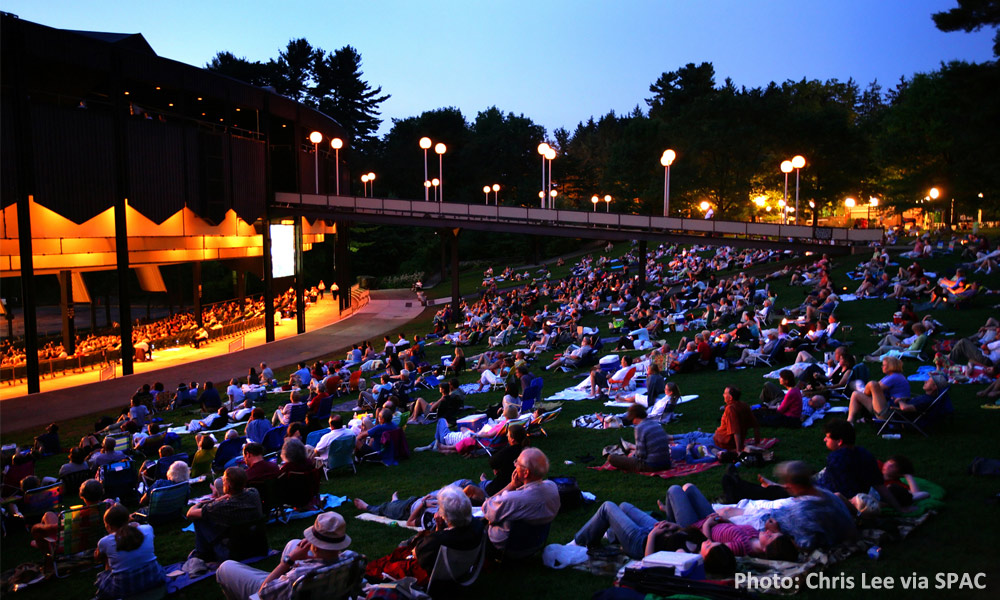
[881,434,901,440]
[867,546,881,560]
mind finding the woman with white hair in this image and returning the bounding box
[139,460,190,506]
[364,485,485,587]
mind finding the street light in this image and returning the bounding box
[431,177,440,202]
[780,160,793,225]
[434,143,446,202]
[492,184,500,204]
[309,131,323,194]
[660,149,676,216]
[549,189,558,209]
[419,137,432,201]
[361,174,369,197]
[483,185,491,204]
[330,138,343,195]
[791,155,806,225]
[367,172,375,197]
[604,194,612,213]
[545,147,556,208]
[868,197,879,225]
[845,196,856,224]
[591,195,599,212]
[537,143,551,208]
[929,187,940,199]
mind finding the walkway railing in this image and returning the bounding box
[276,193,884,247]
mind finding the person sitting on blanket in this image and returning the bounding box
[714,386,761,454]
[847,356,910,424]
[587,365,610,399]
[94,503,166,600]
[605,404,672,473]
[816,419,914,512]
[864,322,928,362]
[216,511,358,600]
[364,485,485,588]
[753,370,803,428]
[353,481,485,527]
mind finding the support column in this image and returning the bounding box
[112,60,133,377]
[637,240,647,293]
[10,18,40,392]
[335,221,352,312]
[295,217,306,334]
[450,228,462,323]
[440,229,448,282]
[59,270,76,357]
[237,271,246,320]
[193,262,203,328]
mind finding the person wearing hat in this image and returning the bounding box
[216,511,356,600]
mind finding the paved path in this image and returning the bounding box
[0,291,423,434]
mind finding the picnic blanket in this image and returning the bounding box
[589,460,721,479]
[354,512,423,532]
[604,394,699,409]
[168,419,248,437]
[164,550,278,593]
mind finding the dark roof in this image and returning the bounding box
[63,29,156,55]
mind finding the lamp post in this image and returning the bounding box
[868,197,879,226]
[809,200,816,226]
[660,149,676,217]
[419,137,432,201]
[367,172,375,197]
[361,174,369,197]
[778,199,786,224]
[549,189,558,209]
[845,197,856,225]
[309,131,323,194]
[330,138,343,195]
[492,184,500,204]
[434,143,446,202]
[791,155,806,225]
[545,147,556,208]
[483,185,491,204]
[591,195,599,212]
[432,178,440,203]
[780,160,793,225]
[537,143,550,208]
[604,194,611,213]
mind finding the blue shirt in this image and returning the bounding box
[880,373,910,400]
[634,419,672,470]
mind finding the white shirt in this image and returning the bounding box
[227,384,245,405]
[314,428,355,461]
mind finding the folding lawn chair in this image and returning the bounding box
[133,481,190,526]
[323,435,357,479]
[526,408,562,438]
[427,537,487,595]
[17,482,62,527]
[875,386,952,438]
[47,501,111,577]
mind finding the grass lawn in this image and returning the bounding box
[2,242,999,599]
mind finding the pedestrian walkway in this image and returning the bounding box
[0,291,424,434]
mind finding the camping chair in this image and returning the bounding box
[261,426,287,453]
[323,436,357,479]
[747,339,787,368]
[308,395,335,425]
[47,501,111,577]
[250,553,365,600]
[98,460,139,504]
[276,468,321,511]
[212,437,247,473]
[287,403,309,424]
[427,537,487,595]
[526,408,562,438]
[348,370,363,393]
[876,386,952,438]
[59,469,94,501]
[136,433,167,457]
[519,377,544,414]
[17,482,62,527]
[608,366,637,394]
[133,481,189,526]
[496,520,551,561]
[897,336,931,362]
[828,363,871,401]
[378,428,410,466]
[305,428,331,448]
[1,459,35,498]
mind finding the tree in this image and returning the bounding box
[933,0,1000,56]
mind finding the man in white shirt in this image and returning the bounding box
[227,378,245,408]
[313,415,355,464]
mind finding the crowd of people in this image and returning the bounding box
[2,229,996,597]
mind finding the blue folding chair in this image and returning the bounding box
[261,425,287,453]
[305,428,331,448]
[212,437,246,473]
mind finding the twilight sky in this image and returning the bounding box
[3,0,995,135]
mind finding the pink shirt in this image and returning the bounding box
[778,387,803,419]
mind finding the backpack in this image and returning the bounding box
[550,476,583,513]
